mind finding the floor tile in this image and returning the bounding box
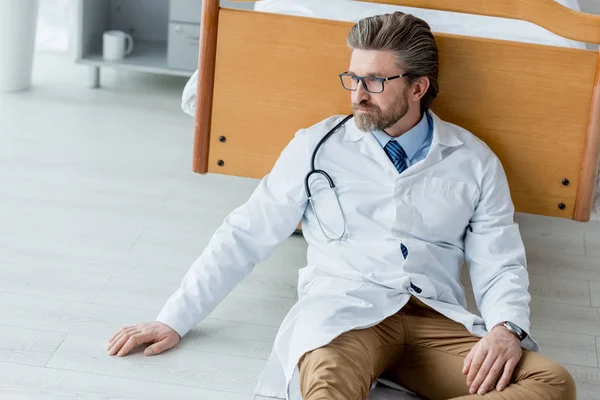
[0,361,248,399]
[47,334,265,394]
[0,326,66,367]
[530,328,598,367]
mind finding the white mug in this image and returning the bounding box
[102,30,134,61]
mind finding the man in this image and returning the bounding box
[107,12,576,400]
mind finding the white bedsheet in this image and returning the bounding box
[254,0,585,49]
[181,0,599,221]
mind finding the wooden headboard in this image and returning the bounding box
[192,0,600,222]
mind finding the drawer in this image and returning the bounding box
[169,0,202,24]
[167,22,200,71]
[169,1,255,24]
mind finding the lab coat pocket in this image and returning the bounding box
[414,176,477,239]
[300,275,365,297]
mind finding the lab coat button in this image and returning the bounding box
[410,282,422,294]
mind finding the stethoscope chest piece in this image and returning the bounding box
[304,114,354,241]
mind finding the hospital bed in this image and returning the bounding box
[181,0,588,114]
[185,0,600,223]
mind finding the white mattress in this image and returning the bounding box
[254,0,585,49]
[181,0,599,221]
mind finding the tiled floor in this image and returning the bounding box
[0,54,599,399]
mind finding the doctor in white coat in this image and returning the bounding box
[107,11,576,400]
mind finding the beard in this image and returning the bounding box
[353,90,409,132]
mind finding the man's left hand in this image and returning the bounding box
[462,325,523,395]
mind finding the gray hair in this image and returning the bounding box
[347,12,439,111]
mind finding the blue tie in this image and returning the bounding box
[384,140,408,174]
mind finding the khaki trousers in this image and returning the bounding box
[299,296,576,400]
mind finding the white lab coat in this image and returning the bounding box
[156,110,538,400]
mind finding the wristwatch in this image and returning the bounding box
[497,321,528,341]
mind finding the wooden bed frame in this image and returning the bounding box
[192,0,600,222]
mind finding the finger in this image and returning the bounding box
[466,348,487,388]
[496,358,518,392]
[145,337,172,356]
[108,326,136,346]
[117,332,154,357]
[108,331,135,356]
[107,327,137,349]
[108,327,135,344]
[469,352,495,395]
[478,358,506,395]
[108,329,122,343]
[463,348,474,375]
[109,326,136,342]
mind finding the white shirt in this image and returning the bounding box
[156,110,538,400]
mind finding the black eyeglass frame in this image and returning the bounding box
[338,72,410,93]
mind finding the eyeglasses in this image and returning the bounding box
[338,72,409,94]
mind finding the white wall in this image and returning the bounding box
[36,0,74,53]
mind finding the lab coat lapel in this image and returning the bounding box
[341,111,463,177]
[399,142,443,178]
[399,111,463,178]
[342,120,399,176]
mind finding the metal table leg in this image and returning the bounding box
[90,66,100,88]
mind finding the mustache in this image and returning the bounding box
[352,103,380,112]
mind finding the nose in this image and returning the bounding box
[352,80,370,104]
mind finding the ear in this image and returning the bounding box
[409,76,430,103]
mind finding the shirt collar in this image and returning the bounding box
[342,110,463,148]
[371,112,430,160]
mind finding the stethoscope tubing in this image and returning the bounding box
[303,114,354,241]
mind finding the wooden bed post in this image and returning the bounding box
[574,48,600,222]
[192,0,220,174]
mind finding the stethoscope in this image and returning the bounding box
[304,114,355,241]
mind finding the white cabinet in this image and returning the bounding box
[169,0,202,24]
[75,0,254,88]
[167,22,201,71]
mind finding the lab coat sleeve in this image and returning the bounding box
[156,129,310,338]
[464,155,533,341]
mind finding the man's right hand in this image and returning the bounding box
[107,322,180,357]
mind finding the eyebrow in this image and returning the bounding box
[346,70,387,77]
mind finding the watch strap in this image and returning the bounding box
[496,321,527,341]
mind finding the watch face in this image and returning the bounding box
[505,322,525,340]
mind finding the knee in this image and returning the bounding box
[299,346,371,400]
[541,360,576,400]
